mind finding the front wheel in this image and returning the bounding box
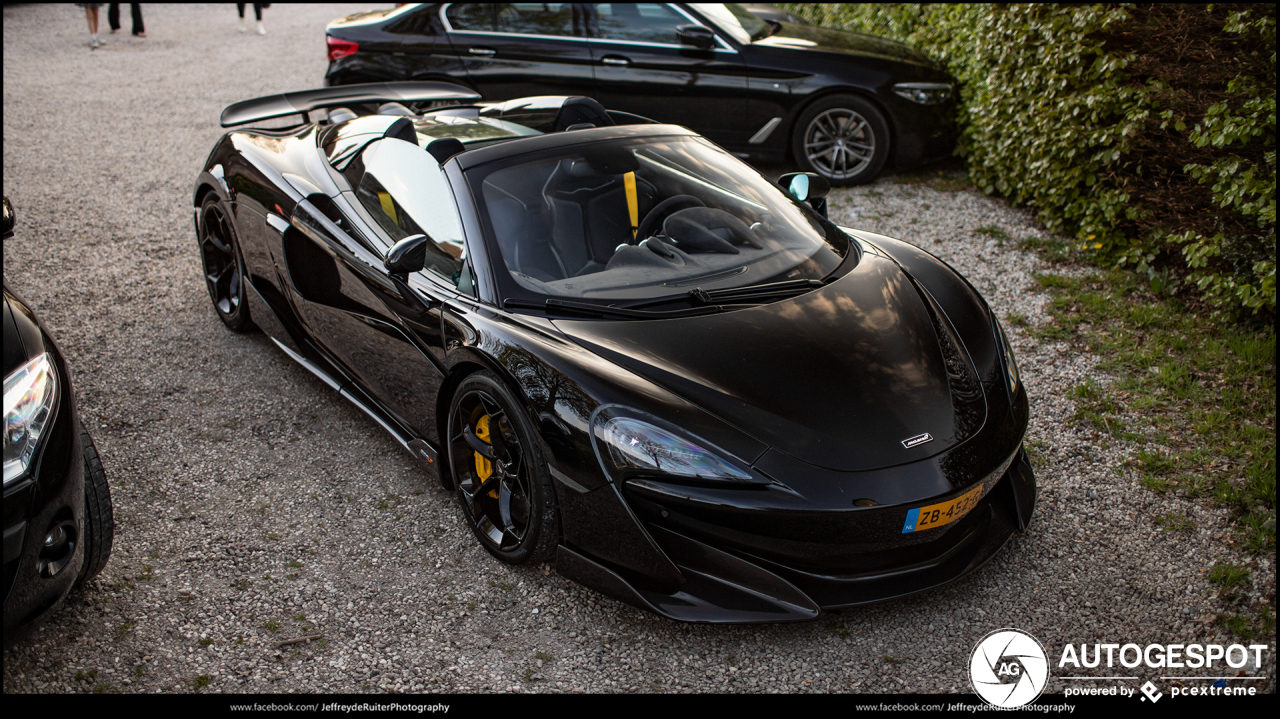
[791,94,890,186]
[447,372,559,564]
[76,427,113,586]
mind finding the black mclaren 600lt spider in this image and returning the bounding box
[193,82,1035,623]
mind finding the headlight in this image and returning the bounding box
[591,406,760,485]
[994,318,1020,396]
[4,352,59,486]
[892,82,953,105]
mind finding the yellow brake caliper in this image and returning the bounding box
[473,415,499,498]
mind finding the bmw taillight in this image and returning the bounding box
[327,36,358,62]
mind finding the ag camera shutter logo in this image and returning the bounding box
[969,628,1049,708]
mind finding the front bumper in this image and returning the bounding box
[3,345,85,647]
[557,448,1035,623]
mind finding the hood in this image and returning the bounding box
[554,254,986,473]
[752,22,937,68]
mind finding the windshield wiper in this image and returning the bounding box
[504,298,726,320]
[621,279,826,310]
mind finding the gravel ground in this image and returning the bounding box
[3,3,1273,696]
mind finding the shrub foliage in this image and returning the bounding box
[782,4,1275,316]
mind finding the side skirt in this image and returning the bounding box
[263,333,440,483]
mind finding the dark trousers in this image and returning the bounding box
[108,3,144,35]
[237,3,266,22]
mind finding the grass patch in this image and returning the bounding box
[1027,269,1274,554]
[1208,561,1250,600]
[974,225,1012,246]
[890,163,974,192]
[1153,511,1196,532]
[1068,378,1127,439]
[190,675,211,689]
[535,651,554,662]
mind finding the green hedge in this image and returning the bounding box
[781,4,1275,317]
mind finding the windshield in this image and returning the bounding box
[689,3,774,43]
[466,134,850,306]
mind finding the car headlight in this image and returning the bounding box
[591,406,761,485]
[4,352,59,486]
[994,317,1020,396]
[892,82,953,105]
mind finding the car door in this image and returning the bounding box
[586,3,750,147]
[441,2,596,100]
[282,139,457,441]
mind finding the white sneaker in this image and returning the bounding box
[257,22,266,35]
[90,35,100,48]
[238,20,246,33]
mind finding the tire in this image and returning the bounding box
[197,193,255,332]
[76,427,114,586]
[791,94,891,186]
[447,372,559,564]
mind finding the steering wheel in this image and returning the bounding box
[635,195,704,244]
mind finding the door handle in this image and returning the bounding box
[600,55,630,66]
[468,46,496,57]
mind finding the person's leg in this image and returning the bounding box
[108,3,121,33]
[254,3,265,34]
[130,3,144,37]
[85,6,101,47]
[237,3,247,32]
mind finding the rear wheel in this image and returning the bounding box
[447,372,559,564]
[792,94,890,186]
[198,193,255,332]
[76,427,113,586]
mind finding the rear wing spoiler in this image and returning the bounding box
[219,81,482,127]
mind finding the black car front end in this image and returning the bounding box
[3,284,86,646]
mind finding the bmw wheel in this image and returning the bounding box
[792,94,890,186]
[198,193,255,332]
[448,372,559,564]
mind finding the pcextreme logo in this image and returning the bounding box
[970,628,1049,708]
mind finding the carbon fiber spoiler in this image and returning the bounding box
[219,81,482,127]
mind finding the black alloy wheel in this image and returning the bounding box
[198,194,254,332]
[792,94,890,186]
[447,372,559,564]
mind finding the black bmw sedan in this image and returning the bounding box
[3,197,113,647]
[324,3,957,185]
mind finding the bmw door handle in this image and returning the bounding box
[600,55,631,66]
[468,47,496,57]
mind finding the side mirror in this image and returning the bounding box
[676,24,716,50]
[778,172,830,218]
[778,172,830,202]
[2,197,13,240]
[385,233,429,278]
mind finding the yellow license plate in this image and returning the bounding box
[902,484,984,533]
